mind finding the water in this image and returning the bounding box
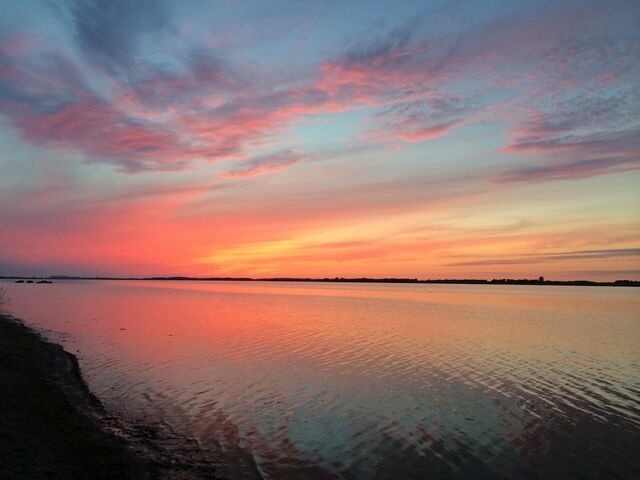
[1,280,639,479]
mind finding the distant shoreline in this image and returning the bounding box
[1,276,638,287]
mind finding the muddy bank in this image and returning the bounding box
[0,314,223,480]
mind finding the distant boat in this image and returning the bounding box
[15,280,24,283]
[36,280,53,284]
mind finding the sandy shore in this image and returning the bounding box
[0,313,223,480]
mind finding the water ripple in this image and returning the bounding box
[2,280,639,479]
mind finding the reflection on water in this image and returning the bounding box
[2,280,639,479]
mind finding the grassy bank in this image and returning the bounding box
[0,313,151,479]
[0,308,224,480]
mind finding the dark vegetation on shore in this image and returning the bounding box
[2,275,639,287]
[0,314,148,479]
[0,309,223,480]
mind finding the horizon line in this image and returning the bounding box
[2,275,639,287]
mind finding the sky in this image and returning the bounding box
[0,0,639,280]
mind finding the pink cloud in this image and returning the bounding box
[219,151,306,179]
[395,123,456,143]
[367,121,459,144]
[2,4,638,181]
[5,96,200,172]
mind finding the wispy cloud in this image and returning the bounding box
[2,1,638,177]
[219,151,306,179]
[494,157,640,184]
[59,0,172,73]
[449,248,640,267]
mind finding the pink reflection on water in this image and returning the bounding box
[2,280,639,479]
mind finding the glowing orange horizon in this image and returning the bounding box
[0,2,638,280]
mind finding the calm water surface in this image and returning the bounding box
[2,280,639,479]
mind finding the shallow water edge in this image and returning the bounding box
[0,313,223,480]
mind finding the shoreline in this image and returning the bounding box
[2,276,639,287]
[0,313,223,480]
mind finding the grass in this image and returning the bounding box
[0,285,7,307]
[0,314,150,479]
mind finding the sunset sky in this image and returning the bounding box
[1,0,639,279]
